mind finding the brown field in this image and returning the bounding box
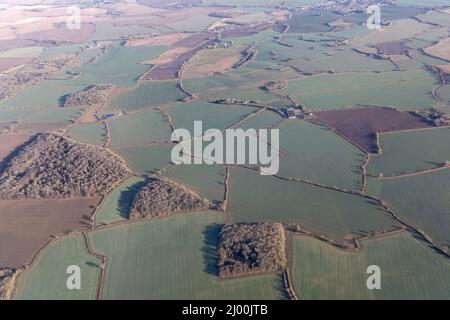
[0,39,38,52]
[0,57,33,72]
[145,47,191,65]
[0,197,101,268]
[375,40,409,55]
[0,133,32,168]
[424,38,450,62]
[126,33,190,47]
[18,23,95,43]
[173,32,214,48]
[221,23,272,39]
[143,39,216,80]
[182,47,244,79]
[307,107,435,153]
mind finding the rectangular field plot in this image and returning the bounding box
[106,111,172,147]
[14,235,102,300]
[164,164,226,203]
[89,212,286,299]
[167,101,256,133]
[104,80,187,112]
[279,70,439,111]
[277,120,366,190]
[113,143,174,176]
[228,168,400,245]
[67,122,107,146]
[291,233,450,299]
[69,46,168,87]
[368,128,450,177]
[1,81,86,109]
[367,170,450,248]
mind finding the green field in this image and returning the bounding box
[113,143,174,176]
[233,110,282,130]
[277,120,366,190]
[15,236,102,300]
[228,167,400,244]
[89,211,286,299]
[367,170,450,248]
[168,101,256,133]
[279,70,439,111]
[105,80,187,112]
[1,80,86,109]
[368,128,450,177]
[95,176,147,226]
[0,107,84,123]
[106,111,172,147]
[68,122,107,146]
[69,45,168,87]
[164,164,226,203]
[291,232,450,299]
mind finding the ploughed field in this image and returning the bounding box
[1,0,450,300]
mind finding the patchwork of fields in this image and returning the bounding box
[1,0,450,301]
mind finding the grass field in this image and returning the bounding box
[279,70,439,111]
[68,122,107,146]
[368,128,450,177]
[69,45,168,87]
[367,170,450,248]
[15,235,102,300]
[228,167,400,245]
[277,120,366,190]
[291,232,450,299]
[168,101,256,133]
[95,176,147,226]
[89,211,286,299]
[233,110,282,130]
[112,143,174,176]
[0,107,84,123]
[1,81,86,109]
[106,111,172,147]
[104,80,187,112]
[164,164,226,203]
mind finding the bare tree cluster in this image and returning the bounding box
[218,222,287,278]
[0,268,18,300]
[129,178,211,219]
[62,84,113,107]
[0,133,131,199]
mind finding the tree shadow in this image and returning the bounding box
[117,179,148,219]
[202,223,221,276]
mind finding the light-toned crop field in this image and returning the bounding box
[89,211,286,299]
[291,232,450,299]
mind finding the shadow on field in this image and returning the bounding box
[117,179,148,219]
[202,223,221,276]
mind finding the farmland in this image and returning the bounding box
[89,212,285,299]
[291,232,450,299]
[1,0,450,302]
[368,128,450,177]
[228,167,401,246]
[367,170,450,249]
